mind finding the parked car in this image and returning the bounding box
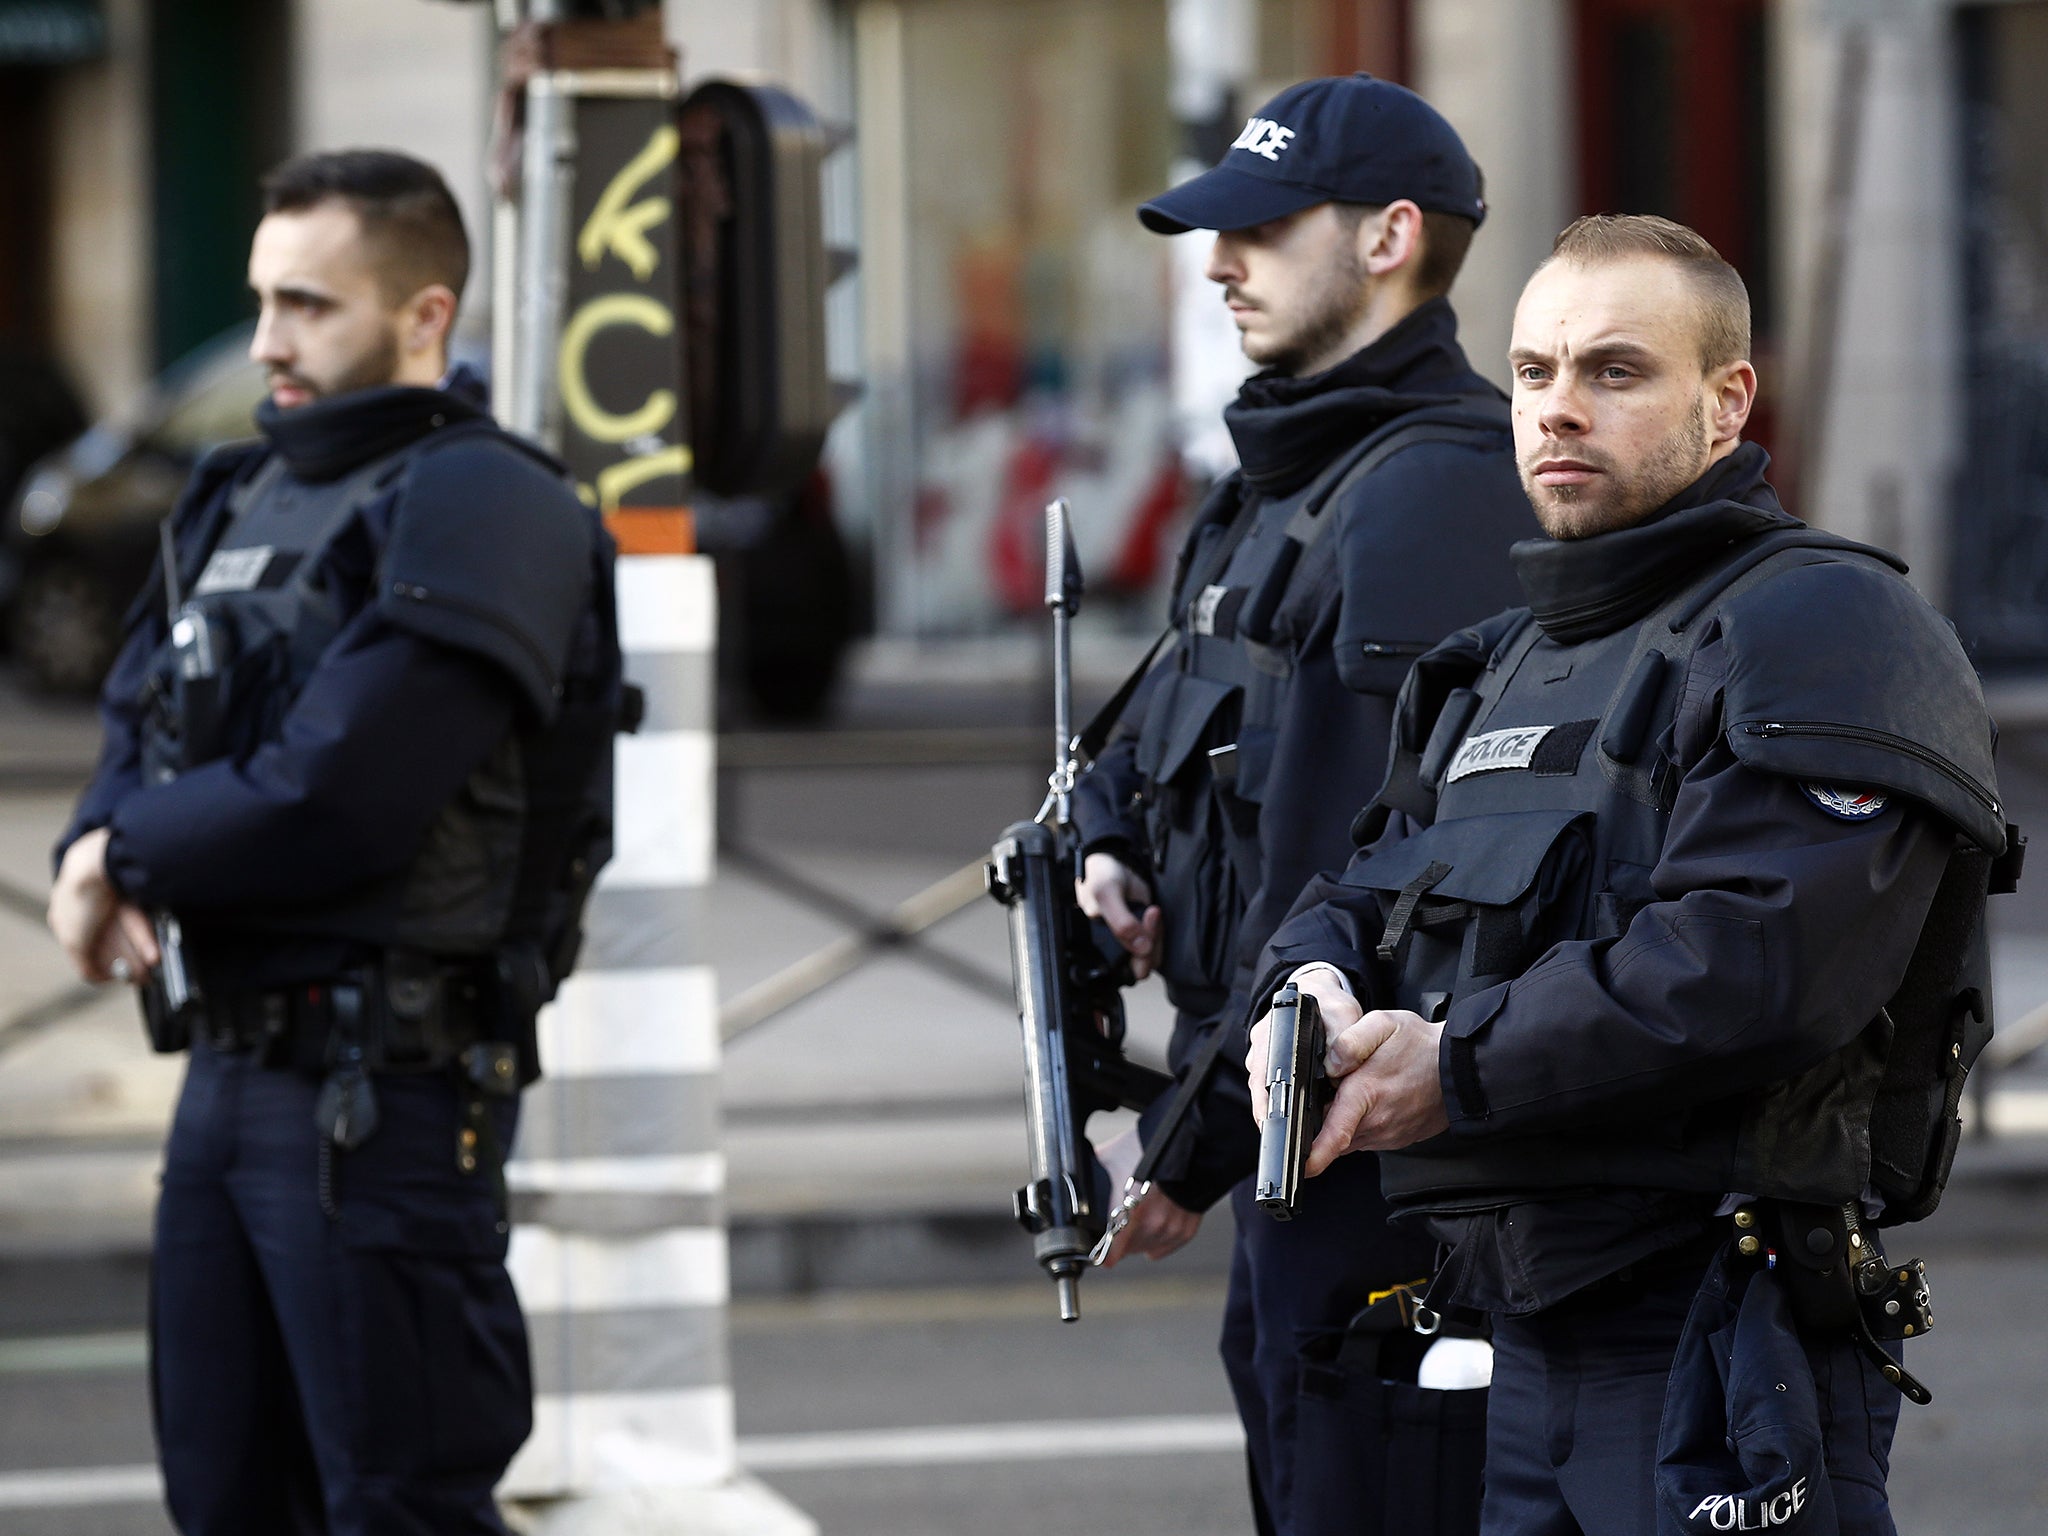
[1,326,262,693]
[1,326,854,716]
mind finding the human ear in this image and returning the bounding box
[403,285,458,358]
[1362,200,1424,280]
[1707,359,1757,445]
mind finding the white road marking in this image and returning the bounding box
[0,1415,1246,1509]
[737,1413,1245,1472]
[0,1464,159,1509]
[0,1330,147,1375]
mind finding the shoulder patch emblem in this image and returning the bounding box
[1801,782,1890,821]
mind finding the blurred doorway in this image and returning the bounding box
[0,14,99,509]
[150,0,292,369]
[1954,2,2048,667]
[1572,0,1776,452]
[0,68,53,354]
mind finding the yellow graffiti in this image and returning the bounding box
[577,124,679,280]
[558,294,678,445]
[596,445,692,514]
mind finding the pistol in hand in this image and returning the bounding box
[1254,982,1332,1220]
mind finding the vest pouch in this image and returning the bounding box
[1338,809,1596,1011]
[1134,672,1245,1001]
[1134,672,1241,808]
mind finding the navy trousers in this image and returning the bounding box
[1222,1151,1447,1535]
[153,1039,529,1535]
[1483,1248,1901,1536]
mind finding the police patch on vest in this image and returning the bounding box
[1445,724,1554,782]
[1801,783,1890,821]
[193,546,276,596]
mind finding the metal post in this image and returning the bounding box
[512,74,577,445]
[486,7,811,1529]
[503,556,819,1531]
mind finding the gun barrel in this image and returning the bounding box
[1255,984,1322,1218]
[1041,499,1085,823]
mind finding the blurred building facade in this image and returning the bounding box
[693,0,2048,665]
[4,0,2047,660]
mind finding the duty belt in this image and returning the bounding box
[195,963,493,1078]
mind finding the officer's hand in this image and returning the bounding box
[1100,1185,1202,1268]
[1247,968,1363,1129]
[1307,1010,1449,1174]
[48,828,120,982]
[1075,853,1163,980]
[92,903,160,987]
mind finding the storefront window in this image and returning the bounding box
[867,0,1179,636]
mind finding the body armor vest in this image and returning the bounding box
[142,433,526,956]
[1356,532,2005,1222]
[1136,420,1502,1012]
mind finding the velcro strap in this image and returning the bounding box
[1378,860,1453,964]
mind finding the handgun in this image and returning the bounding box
[1254,981,1332,1220]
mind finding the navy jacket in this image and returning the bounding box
[59,374,536,990]
[1251,448,1980,1310]
[1072,299,1535,1208]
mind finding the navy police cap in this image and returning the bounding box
[1138,74,1486,236]
[1656,1251,1839,1535]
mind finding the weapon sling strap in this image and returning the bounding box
[1129,1017,1234,1188]
[1075,420,1504,764]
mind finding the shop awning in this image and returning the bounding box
[0,0,106,66]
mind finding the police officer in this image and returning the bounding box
[46,151,618,1534]
[1249,214,2012,1534]
[1070,75,1531,1534]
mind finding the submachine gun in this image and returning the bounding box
[986,498,1170,1322]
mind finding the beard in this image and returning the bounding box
[1239,238,1373,377]
[269,327,403,406]
[1521,396,1711,540]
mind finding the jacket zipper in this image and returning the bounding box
[389,581,559,694]
[1738,720,2000,818]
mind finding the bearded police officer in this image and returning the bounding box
[1250,215,2014,1535]
[1071,75,1531,1535]
[47,151,620,1534]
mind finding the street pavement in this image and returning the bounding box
[4,657,2048,1531]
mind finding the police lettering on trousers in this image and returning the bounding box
[1688,1480,1809,1531]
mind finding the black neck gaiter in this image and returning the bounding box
[1511,443,1800,645]
[257,377,485,483]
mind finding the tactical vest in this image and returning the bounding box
[1354,530,2011,1224]
[141,430,527,957]
[1134,418,1503,1013]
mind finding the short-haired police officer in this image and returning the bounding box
[1249,215,2011,1534]
[1071,75,1532,1534]
[48,150,619,1534]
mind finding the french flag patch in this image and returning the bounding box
[1801,782,1890,821]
